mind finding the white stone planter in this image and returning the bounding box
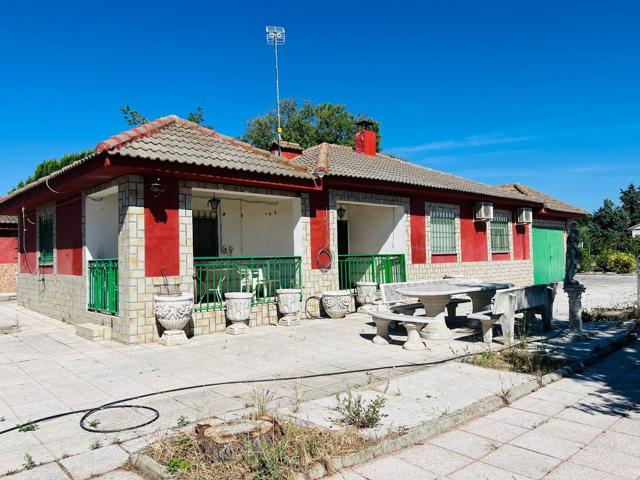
[321,290,352,319]
[276,288,302,326]
[225,292,253,335]
[355,282,377,313]
[154,292,193,346]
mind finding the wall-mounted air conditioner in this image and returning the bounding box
[516,207,533,224]
[475,202,494,221]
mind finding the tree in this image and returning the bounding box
[619,183,640,226]
[120,104,213,129]
[583,198,630,254]
[11,149,94,192]
[240,98,381,151]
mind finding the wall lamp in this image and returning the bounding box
[149,178,166,197]
[337,205,346,220]
[208,197,221,219]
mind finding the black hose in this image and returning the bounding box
[0,322,570,437]
[305,295,323,319]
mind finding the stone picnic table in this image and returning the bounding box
[397,281,513,340]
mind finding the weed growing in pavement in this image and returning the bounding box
[88,418,101,428]
[290,388,303,414]
[89,440,102,450]
[18,422,38,432]
[250,389,277,417]
[0,416,5,422]
[22,453,35,470]
[335,390,386,429]
[177,415,190,428]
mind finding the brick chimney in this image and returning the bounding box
[271,140,304,159]
[354,119,377,156]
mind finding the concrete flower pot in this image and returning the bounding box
[225,292,253,335]
[321,290,352,319]
[154,292,193,346]
[276,288,302,326]
[355,282,377,313]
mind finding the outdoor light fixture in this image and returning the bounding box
[149,178,165,197]
[208,197,220,219]
[337,206,346,219]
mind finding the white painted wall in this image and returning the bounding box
[343,203,406,255]
[192,194,298,257]
[85,192,118,260]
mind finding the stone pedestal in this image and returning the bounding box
[419,295,454,340]
[276,288,301,326]
[154,292,193,347]
[355,282,377,313]
[225,292,253,335]
[565,284,588,341]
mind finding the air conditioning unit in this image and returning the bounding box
[475,202,494,221]
[516,207,533,224]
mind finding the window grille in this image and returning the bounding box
[430,207,457,254]
[38,214,54,265]
[491,212,510,253]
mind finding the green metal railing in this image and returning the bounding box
[88,259,119,315]
[338,254,406,290]
[194,256,302,312]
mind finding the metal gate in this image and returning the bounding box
[532,226,565,284]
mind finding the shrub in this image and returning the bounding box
[334,391,386,429]
[597,251,637,273]
[580,249,594,272]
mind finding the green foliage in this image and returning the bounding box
[120,104,149,126]
[22,453,35,470]
[580,249,594,272]
[334,391,386,429]
[166,457,190,474]
[241,98,382,151]
[620,183,640,225]
[247,439,287,480]
[11,149,94,192]
[89,440,102,450]
[596,251,637,273]
[18,422,38,432]
[176,415,190,427]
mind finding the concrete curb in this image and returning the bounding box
[130,322,636,480]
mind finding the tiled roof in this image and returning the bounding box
[0,215,17,224]
[297,143,532,202]
[497,183,586,215]
[99,116,312,179]
[628,223,640,231]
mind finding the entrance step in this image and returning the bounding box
[0,292,17,302]
[75,323,112,341]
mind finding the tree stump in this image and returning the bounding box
[195,415,284,462]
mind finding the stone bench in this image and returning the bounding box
[468,283,557,345]
[370,310,435,351]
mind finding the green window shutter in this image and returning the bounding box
[38,215,54,265]
[431,209,456,254]
[491,214,510,253]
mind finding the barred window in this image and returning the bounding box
[38,214,54,265]
[491,212,510,253]
[430,207,457,254]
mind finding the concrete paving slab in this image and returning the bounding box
[447,461,531,480]
[59,445,129,480]
[509,428,584,460]
[352,456,437,480]
[610,417,640,437]
[429,429,501,460]
[1,462,69,480]
[533,417,603,444]
[394,443,472,476]
[570,444,640,479]
[544,461,627,480]
[589,430,640,458]
[94,470,146,480]
[509,395,566,417]
[482,444,561,479]
[484,406,548,429]
[459,417,529,443]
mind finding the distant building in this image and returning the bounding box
[629,223,640,237]
[0,215,18,293]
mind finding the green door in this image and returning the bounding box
[532,226,565,284]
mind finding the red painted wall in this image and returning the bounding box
[513,223,530,260]
[410,197,426,264]
[460,203,488,262]
[144,177,180,277]
[309,190,330,269]
[432,254,457,263]
[0,237,18,264]
[355,130,376,156]
[492,252,510,261]
[56,198,83,275]
[19,213,37,273]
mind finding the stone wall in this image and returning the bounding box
[17,273,85,324]
[0,263,17,293]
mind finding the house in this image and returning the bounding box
[0,116,585,344]
[0,215,18,293]
[629,223,640,237]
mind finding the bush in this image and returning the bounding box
[580,249,594,272]
[334,391,386,429]
[595,251,637,273]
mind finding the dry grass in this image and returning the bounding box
[147,421,373,479]
[583,306,638,323]
[464,346,566,377]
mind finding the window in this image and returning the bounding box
[430,207,457,254]
[193,210,218,258]
[38,214,54,265]
[491,212,510,253]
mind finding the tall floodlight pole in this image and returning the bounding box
[266,26,285,156]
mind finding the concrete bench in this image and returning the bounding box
[379,279,472,322]
[467,283,557,345]
[370,310,435,351]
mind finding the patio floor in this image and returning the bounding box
[0,274,635,475]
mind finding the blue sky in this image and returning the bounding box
[1,0,638,211]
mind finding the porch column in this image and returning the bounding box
[309,189,330,269]
[410,196,426,264]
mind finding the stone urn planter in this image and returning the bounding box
[276,288,302,326]
[321,290,352,319]
[154,292,194,346]
[355,282,377,313]
[225,292,253,335]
